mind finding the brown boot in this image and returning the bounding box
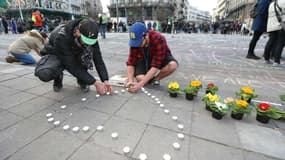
[5,56,20,63]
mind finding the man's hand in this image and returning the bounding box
[104,81,113,94]
[128,82,143,93]
[124,80,133,88]
[94,81,106,95]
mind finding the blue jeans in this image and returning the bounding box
[100,24,106,38]
[11,52,36,64]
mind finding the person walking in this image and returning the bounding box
[246,0,271,60]
[99,14,106,38]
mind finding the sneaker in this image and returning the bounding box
[5,56,20,63]
[264,60,273,64]
[53,73,63,92]
[273,62,285,67]
[149,77,160,86]
[246,54,261,60]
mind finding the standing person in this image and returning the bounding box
[32,10,43,31]
[36,19,112,94]
[2,16,8,34]
[10,18,17,34]
[6,30,48,64]
[273,0,285,66]
[246,0,271,59]
[125,22,178,93]
[263,0,284,64]
[99,13,106,38]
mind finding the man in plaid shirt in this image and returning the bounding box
[126,22,178,93]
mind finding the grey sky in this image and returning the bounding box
[100,0,218,14]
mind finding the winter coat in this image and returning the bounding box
[267,0,285,32]
[40,19,109,85]
[32,12,43,27]
[8,30,45,54]
[252,0,272,32]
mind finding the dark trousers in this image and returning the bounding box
[274,29,285,64]
[248,31,263,55]
[264,31,279,60]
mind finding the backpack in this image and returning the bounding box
[274,1,285,30]
[250,3,258,18]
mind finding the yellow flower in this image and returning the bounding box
[208,94,219,102]
[235,100,248,108]
[241,87,254,95]
[168,82,180,90]
[224,97,234,103]
[190,80,201,87]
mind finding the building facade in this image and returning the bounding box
[226,0,256,23]
[108,0,188,23]
[187,5,211,23]
[5,0,102,20]
[216,0,229,19]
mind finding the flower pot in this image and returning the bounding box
[256,114,270,124]
[241,97,252,104]
[205,104,212,112]
[185,93,194,100]
[205,90,213,94]
[231,112,244,120]
[169,92,178,98]
[212,111,223,120]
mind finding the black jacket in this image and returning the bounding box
[41,19,109,85]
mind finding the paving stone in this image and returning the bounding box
[149,107,192,134]
[7,131,82,160]
[25,83,53,96]
[84,93,129,114]
[0,111,23,131]
[133,125,190,160]
[0,91,37,109]
[191,112,241,148]
[0,77,42,91]
[0,85,19,96]
[0,112,51,160]
[9,97,57,118]
[52,107,110,140]
[189,137,243,160]
[0,73,18,82]
[115,95,157,123]
[42,86,82,101]
[236,122,285,159]
[244,151,280,160]
[91,116,146,154]
[69,142,128,160]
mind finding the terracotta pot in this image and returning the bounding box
[212,111,223,120]
[231,112,244,120]
[256,114,270,124]
[185,93,194,100]
[169,92,178,97]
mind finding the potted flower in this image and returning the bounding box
[168,82,180,97]
[229,100,252,120]
[184,80,202,100]
[205,83,218,94]
[184,87,198,100]
[255,103,285,123]
[236,86,258,104]
[202,93,220,111]
[280,94,285,103]
[210,101,229,120]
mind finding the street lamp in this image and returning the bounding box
[116,0,119,32]
[15,0,24,20]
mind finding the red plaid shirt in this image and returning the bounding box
[126,30,172,69]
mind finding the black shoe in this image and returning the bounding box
[149,77,160,86]
[53,73,63,92]
[79,84,90,92]
[246,54,261,60]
